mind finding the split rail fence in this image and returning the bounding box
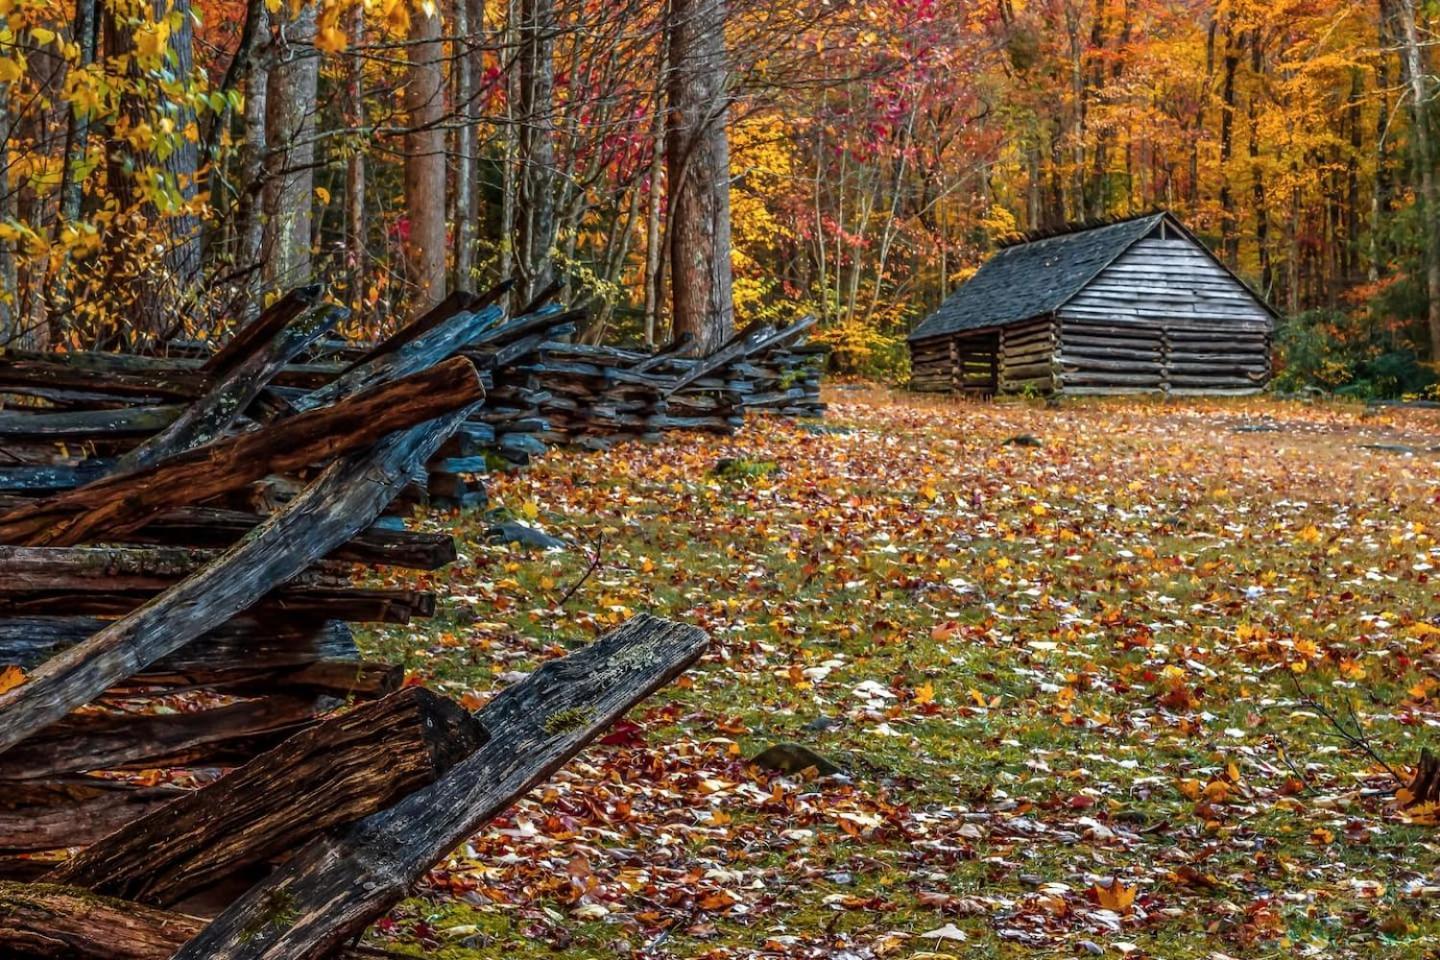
[0,283,843,956]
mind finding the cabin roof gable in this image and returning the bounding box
[908,213,1277,343]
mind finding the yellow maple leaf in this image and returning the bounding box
[1093,878,1136,913]
[0,664,27,695]
[914,681,935,705]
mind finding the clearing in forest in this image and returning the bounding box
[364,390,1440,959]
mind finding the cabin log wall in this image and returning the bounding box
[1056,236,1271,395]
[908,332,999,396]
[998,318,1056,394]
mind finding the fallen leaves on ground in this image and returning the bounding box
[363,390,1440,959]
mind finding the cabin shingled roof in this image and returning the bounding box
[908,213,1170,342]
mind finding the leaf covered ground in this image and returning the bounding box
[362,390,1440,960]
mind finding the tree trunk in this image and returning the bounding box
[405,3,448,310]
[57,0,99,227]
[104,0,203,338]
[453,0,483,289]
[0,80,17,345]
[515,0,558,304]
[262,2,318,293]
[235,0,270,321]
[1217,21,1239,265]
[642,37,669,347]
[665,0,734,355]
[1397,0,1440,359]
[343,3,366,315]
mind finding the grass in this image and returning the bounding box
[360,389,1440,959]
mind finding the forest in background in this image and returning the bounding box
[0,0,1439,396]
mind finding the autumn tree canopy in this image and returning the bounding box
[0,0,1437,392]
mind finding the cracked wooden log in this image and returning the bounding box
[292,306,501,413]
[117,301,346,472]
[0,882,383,959]
[119,659,402,699]
[0,588,434,624]
[0,371,484,757]
[0,362,205,402]
[172,614,708,960]
[0,882,208,959]
[0,617,357,675]
[52,686,486,906]
[125,506,456,569]
[0,781,189,853]
[659,319,772,395]
[0,354,484,547]
[346,288,480,369]
[0,694,336,780]
[0,407,183,442]
[0,545,351,594]
[0,462,112,494]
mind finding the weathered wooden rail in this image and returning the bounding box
[0,281,826,508]
[0,287,711,956]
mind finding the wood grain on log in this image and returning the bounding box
[0,881,206,959]
[52,686,486,905]
[0,780,188,854]
[0,694,332,780]
[291,307,500,413]
[0,355,483,547]
[0,617,357,675]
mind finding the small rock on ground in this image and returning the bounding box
[749,742,844,777]
[486,521,567,550]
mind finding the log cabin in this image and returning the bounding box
[907,212,1278,397]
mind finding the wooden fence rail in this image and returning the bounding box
[0,283,718,956]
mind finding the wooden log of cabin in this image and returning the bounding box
[907,212,1278,397]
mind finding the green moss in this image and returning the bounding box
[543,705,595,734]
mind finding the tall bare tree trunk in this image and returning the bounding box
[1372,0,1396,285]
[343,3,366,312]
[0,80,15,344]
[104,0,203,339]
[1217,21,1240,265]
[1248,32,1271,296]
[262,2,318,293]
[1397,0,1440,359]
[666,0,733,354]
[405,1,448,309]
[58,0,98,226]
[1065,1,1085,221]
[234,1,269,320]
[515,0,557,303]
[642,34,668,346]
[453,0,483,289]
